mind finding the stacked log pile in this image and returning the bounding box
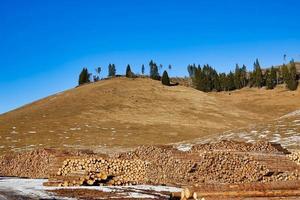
[45,157,148,187]
[189,140,288,154]
[42,141,300,188]
[116,145,297,186]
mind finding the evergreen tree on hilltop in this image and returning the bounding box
[275,67,281,85]
[286,60,299,90]
[227,71,236,91]
[266,69,275,89]
[270,66,277,88]
[211,68,221,92]
[193,65,204,91]
[241,65,248,87]
[253,59,263,88]
[281,64,289,84]
[141,64,145,75]
[161,70,170,86]
[126,64,133,78]
[78,67,90,85]
[187,64,196,77]
[108,64,116,77]
[202,65,213,92]
[149,60,160,80]
[234,64,242,89]
[219,73,227,91]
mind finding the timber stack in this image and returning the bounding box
[40,141,300,188]
[45,157,148,187]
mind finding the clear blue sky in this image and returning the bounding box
[0,0,300,114]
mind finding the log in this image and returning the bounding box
[192,190,300,198]
[170,192,181,199]
[183,187,194,199]
[185,180,300,192]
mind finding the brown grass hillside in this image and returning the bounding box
[0,77,299,154]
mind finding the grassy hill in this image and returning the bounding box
[0,77,299,154]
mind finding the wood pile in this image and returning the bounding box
[45,157,148,187]
[0,149,56,178]
[189,140,289,154]
[42,141,300,188]
[117,145,292,185]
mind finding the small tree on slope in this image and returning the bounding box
[161,70,170,86]
[126,64,133,78]
[286,61,298,91]
[78,68,90,85]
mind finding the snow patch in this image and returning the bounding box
[176,144,192,152]
[0,177,182,199]
[0,177,73,200]
[280,110,300,119]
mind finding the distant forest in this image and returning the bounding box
[78,59,299,91]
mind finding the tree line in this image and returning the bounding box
[188,59,299,91]
[78,60,172,86]
[79,59,299,91]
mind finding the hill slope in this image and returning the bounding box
[0,77,299,154]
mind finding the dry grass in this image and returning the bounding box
[0,77,299,154]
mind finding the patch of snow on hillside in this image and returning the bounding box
[280,110,300,119]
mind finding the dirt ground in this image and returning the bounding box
[0,78,299,155]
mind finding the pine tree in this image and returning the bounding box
[141,64,145,75]
[212,70,221,92]
[149,60,160,80]
[266,69,274,89]
[187,64,195,77]
[108,64,116,77]
[281,64,289,84]
[270,66,277,88]
[286,61,298,90]
[227,71,236,91]
[78,67,90,85]
[248,72,254,87]
[219,73,227,91]
[241,65,247,87]
[126,64,133,78]
[234,64,242,89]
[161,70,170,86]
[193,65,204,91]
[253,59,263,88]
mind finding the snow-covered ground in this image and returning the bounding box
[0,177,181,200]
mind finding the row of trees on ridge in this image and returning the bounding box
[79,59,299,91]
[188,59,298,91]
[78,60,172,86]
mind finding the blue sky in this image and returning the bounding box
[0,0,300,114]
